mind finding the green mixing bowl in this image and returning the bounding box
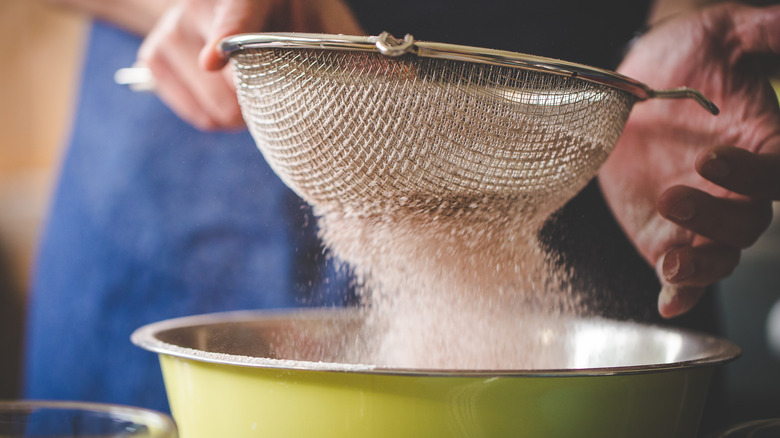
[131,308,739,438]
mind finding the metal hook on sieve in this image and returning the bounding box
[114,66,155,92]
[375,32,415,57]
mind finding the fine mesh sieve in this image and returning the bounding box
[221,32,718,220]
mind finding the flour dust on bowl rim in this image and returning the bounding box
[131,308,740,438]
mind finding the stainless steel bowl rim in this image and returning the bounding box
[131,308,741,377]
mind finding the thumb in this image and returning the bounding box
[658,285,707,319]
[655,249,706,319]
[199,0,275,71]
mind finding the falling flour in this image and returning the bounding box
[228,41,637,369]
[315,192,588,370]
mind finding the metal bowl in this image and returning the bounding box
[132,308,739,438]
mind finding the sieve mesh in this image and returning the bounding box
[231,45,635,219]
[216,34,721,369]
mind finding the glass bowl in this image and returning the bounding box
[0,400,177,437]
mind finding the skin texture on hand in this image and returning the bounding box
[599,3,780,318]
[137,0,364,131]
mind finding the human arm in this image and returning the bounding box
[599,3,780,318]
[39,0,172,36]
[137,0,364,131]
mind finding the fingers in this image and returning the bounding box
[139,5,244,131]
[659,245,740,287]
[655,244,739,318]
[658,285,707,319]
[199,0,365,72]
[697,145,780,200]
[142,50,213,129]
[655,175,774,319]
[731,3,780,55]
[199,0,276,71]
[141,0,365,129]
[655,243,741,319]
[658,185,773,249]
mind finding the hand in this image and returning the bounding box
[599,3,780,318]
[137,0,363,131]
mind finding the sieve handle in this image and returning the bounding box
[114,66,156,91]
[648,87,720,115]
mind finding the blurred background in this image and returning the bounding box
[1,0,779,426]
[718,201,780,422]
[0,0,86,398]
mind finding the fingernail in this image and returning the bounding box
[658,285,678,317]
[662,251,695,282]
[701,152,730,178]
[667,198,695,221]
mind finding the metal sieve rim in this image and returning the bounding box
[219,32,719,115]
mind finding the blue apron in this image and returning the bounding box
[24,21,349,412]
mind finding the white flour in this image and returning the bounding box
[316,193,587,370]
